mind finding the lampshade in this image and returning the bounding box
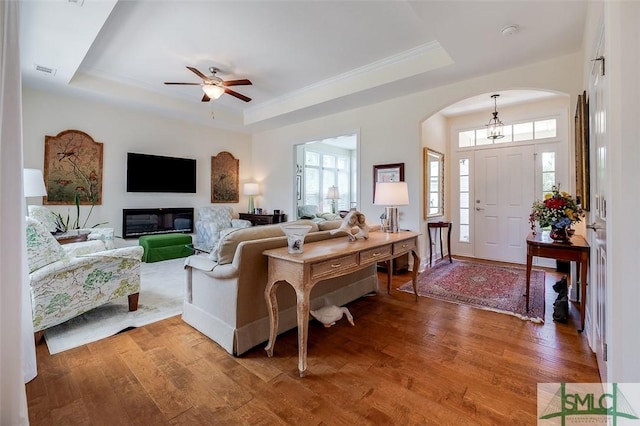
[326,185,340,200]
[374,182,409,206]
[202,84,225,100]
[243,183,259,213]
[23,168,47,197]
[243,183,260,196]
[486,94,504,140]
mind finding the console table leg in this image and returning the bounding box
[428,228,433,267]
[264,279,280,357]
[410,250,420,301]
[447,223,453,263]
[525,254,533,311]
[578,258,588,333]
[294,287,312,377]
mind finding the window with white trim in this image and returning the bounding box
[459,158,470,242]
[541,152,556,198]
[457,118,557,148]
[303,146,352,212]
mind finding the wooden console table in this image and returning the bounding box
[239,212,286,226]
[526,232,589,332]
[263,230,420,377]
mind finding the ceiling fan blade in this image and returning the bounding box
[201,93,210,102]
[222,79,252,87]
[164,82,201,85]
[187,66,209,81]
[224,88,251,102]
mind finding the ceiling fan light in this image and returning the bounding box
[202,84,225,100]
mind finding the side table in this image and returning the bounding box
[54,231,90,245]
[427,221,452,266]
[526,231,589,332]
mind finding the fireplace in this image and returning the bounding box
[122,208,194,238]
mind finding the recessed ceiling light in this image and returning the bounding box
[501,25,519,37]
[34,64,57,76]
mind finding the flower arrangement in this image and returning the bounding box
[529,185,585,232]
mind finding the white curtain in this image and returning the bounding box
[1,0,36,424]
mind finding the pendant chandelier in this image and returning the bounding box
[486,94,504,140]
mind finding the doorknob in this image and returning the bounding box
[475,207,484,211]
[586,222,602,231]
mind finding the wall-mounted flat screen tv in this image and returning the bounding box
[126,152,197,193]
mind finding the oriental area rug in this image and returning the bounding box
[44,258,185,354]
[398,260,545,323]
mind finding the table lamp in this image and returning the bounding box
[23,168,47,198]
[243,183,260,213]
[374,181,409,233]
[326,185,340,214]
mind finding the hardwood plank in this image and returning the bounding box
[89,334,173,425]
[26,258,600,425]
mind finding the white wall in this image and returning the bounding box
[420,113,448,263]
[598,1,640,383]
[22,87,252,243]
[253,53,584,264]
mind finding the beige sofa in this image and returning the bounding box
[182,219,379,356]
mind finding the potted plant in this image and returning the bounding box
[53,193,107,233]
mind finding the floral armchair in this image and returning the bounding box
[194,206,252,260]
[26,216,144,336]
[27,205,115,249]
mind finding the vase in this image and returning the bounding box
[549,227,570,242]
[280,225,312,254]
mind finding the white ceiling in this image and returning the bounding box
[20,0,587,133]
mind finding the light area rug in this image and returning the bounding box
[398,259,546,323]
[44,257,186,354]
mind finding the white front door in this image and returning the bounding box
[474,145,535,263]
[589,31,608,383]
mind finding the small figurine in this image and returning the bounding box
[330,208,369,241]
[310,305,355,328]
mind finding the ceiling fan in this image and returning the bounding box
[164,66,252,102]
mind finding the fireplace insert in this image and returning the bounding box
[122,207,194,238]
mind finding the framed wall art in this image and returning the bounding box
[43,129,103,205]
[575,90,590,210]
[373,162,404,202]
[211,151,239,203]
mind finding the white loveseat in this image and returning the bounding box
[183,219,379,356]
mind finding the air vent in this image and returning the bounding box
[68,0,85,6]
[34,64,57,76]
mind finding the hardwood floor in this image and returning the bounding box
[26,258,600,425]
